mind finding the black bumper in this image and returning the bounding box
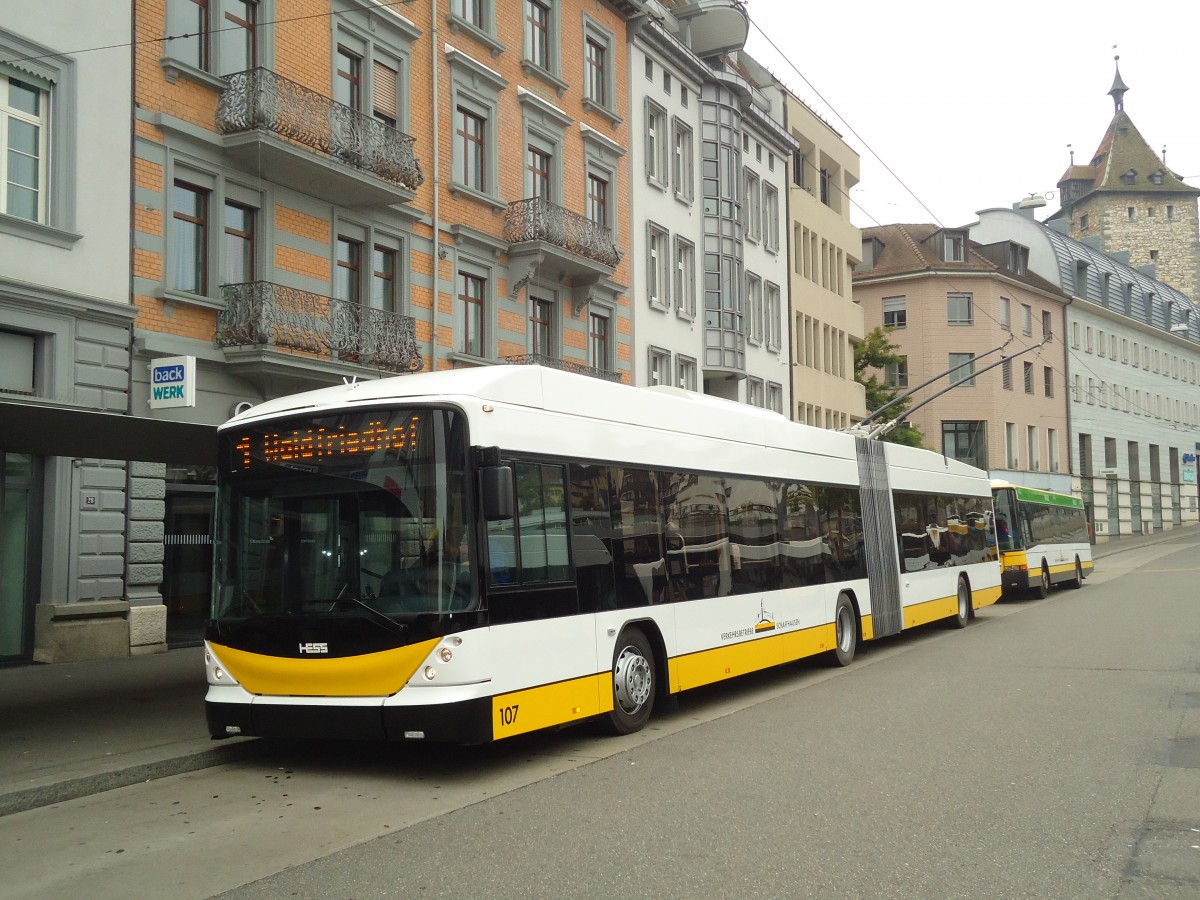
[206,696,494,744]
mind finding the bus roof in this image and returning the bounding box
[221,366,992,489]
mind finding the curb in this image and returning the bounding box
[0,738,265,818]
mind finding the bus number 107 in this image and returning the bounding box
[498,704,519,727]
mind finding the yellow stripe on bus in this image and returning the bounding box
[211,639,439,697]
[973,585,1003,609]
[669,622,835,692]
[492,673,609,740]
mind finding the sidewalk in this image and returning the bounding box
[2,525,1196,817]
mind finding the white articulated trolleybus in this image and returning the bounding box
[204,367,1002,744]
[990,480,1093,599]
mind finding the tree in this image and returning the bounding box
[853,327,925,447]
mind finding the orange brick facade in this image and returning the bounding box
[132,0,633,398]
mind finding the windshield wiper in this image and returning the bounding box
[333,595,409,636]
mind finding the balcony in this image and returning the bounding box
[217,69,424,207]
[504,198,621,303]
[504,354,622,383]
[216,282,424,387]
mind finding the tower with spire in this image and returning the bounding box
[1051,58,1200,299]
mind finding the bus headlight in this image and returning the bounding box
[438,647,453,663]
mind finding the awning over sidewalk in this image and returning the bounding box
[0,401,218,466]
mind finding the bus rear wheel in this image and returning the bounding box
[831,594,858,666]
[1067,558,1084,589]
[1031,564,1051,599]
[602,628,655,735]
[949,577,970,629]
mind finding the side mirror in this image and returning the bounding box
[480,465,514,521]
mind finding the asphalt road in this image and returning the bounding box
[4,535,1198,899]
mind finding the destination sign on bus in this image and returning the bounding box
[231,414,420,471]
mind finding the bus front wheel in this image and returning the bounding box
[603,628,655,735]
[1031,565,1051,599]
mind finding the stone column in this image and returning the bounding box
[127,461,168,655]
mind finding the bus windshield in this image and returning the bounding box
[992,487,1020,552]
[211,407,471,621]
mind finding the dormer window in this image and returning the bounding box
[1008,243,1029,275]
[1149,170,1164,185]
[944,232,965,262]
[860,236,884,268]
[1121,168,1137,185]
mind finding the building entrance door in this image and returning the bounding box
[1,453,37,661]
[163,491,213,646]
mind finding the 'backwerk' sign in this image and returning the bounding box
[148,356,196,409]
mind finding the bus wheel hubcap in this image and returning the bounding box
[615,647,651,713]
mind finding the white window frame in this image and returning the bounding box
[647,222,670,310]
[648,345,671,386]
[672,117,694,204]
[676,354,697,391]
[674,236,696,320]
[645,99,668,189]
[765,281,781,352]
[947,292,973,326]
[763,183,779,253]
[746,272,763,344]
[1,70,49,224]
[743,168,761,242]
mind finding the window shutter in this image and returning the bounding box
[373,61,397,119]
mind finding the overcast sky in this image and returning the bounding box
[742,0,1200,231]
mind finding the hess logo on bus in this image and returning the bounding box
[298,642,329,654]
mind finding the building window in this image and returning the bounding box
[171,181,209,295]
[456,105,486,191]
[1006,422,1018,468]
[676,355,697,390]
[1021,304,1032,335]
[672,118,694,203]
[223,1,257,73]
[1008,243,1028,274]
[1001,358,1012,390]
[0,329,36,395]
[647,223,669,309]
[2,73,47,223]
[1048,428,1060,472]
[947,292,973,325]
[525,0,551,67]
[944,232,965,262]
[767,382,783,414]
[648,346,670,386]
[949,352,975,386]
[527,145,551,201]
[582,23,615,115]
[335,46,363,110]
[674,237,696,319]
[645,100,668,188]
[885,356,908,388]
[746,273,763,344]
[748,377,764,407]
[883,295,906,329]
[942,421,987,469]
[743,169,761,241]
[763,184,779,252]
[529,295,554,357]
[1023,361,1034,394]
[587,172,609,227]
[765,282,781,352]
[999,297,1011,331]
[452,0,485,29]
[221,201,254,286]
[372,245,397,311]
[1027,426,1039,470]
[459,271,485,357]
[334,236,363,304]
[589,311,609,370]
[1041,310,1052,337]
[1043,366,1053,397]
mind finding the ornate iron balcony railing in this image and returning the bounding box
[505,353,621,383]
[503,197,621,268]
[217,282,423,374]
[217,68,424,191]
